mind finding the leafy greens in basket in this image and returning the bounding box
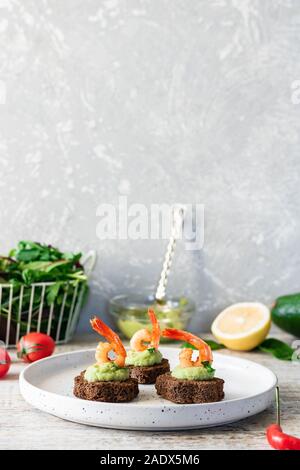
[0,241,88,343]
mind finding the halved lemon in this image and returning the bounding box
[211,302,271,351]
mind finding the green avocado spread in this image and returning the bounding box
[84,362,129,382]
[171,364,215,381]
[125,348,163,366]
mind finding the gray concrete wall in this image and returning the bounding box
[0,0,300,333]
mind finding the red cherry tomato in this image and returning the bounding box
[17,332,55,363]
[0,346,11,378]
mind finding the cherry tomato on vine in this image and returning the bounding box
[17,332,55,363]
[0,343,11,378]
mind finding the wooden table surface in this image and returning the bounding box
[1,332,299,450]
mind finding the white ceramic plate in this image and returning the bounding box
[19,347,277,430]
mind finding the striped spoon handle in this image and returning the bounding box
[155,206,184,302]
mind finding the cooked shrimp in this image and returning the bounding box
[95,342,112,364]
[90,316,126,367]
[130,308,161,352]
[162,328,213,367]
[130,328,152,352]
[179,348,203,367]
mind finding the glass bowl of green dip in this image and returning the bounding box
[109,294,195,342]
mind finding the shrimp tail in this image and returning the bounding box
[163,328,213,363]
[148,308,160,349]
[90,316,113,338]
[90,316,126,359]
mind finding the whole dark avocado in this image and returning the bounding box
[271,293,300,337]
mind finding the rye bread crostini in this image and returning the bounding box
[125,308,170,384]
[73,317,138,403]
[155,328,224,404]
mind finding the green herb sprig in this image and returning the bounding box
[147,347,156,353]
[202,361,215,374]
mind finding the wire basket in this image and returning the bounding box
[0,251,96,348]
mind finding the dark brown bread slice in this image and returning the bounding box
[73,371,139,403]
[128,358,170,384]
[155,373,224,404]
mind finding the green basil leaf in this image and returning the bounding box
[258,338,294,361]
[17,248,41,262]
[205,339,225,350]
[181,339,224,351]
[46,282,61,305]
[202,361,215,373]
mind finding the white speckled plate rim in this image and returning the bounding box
[19,347,277,430]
